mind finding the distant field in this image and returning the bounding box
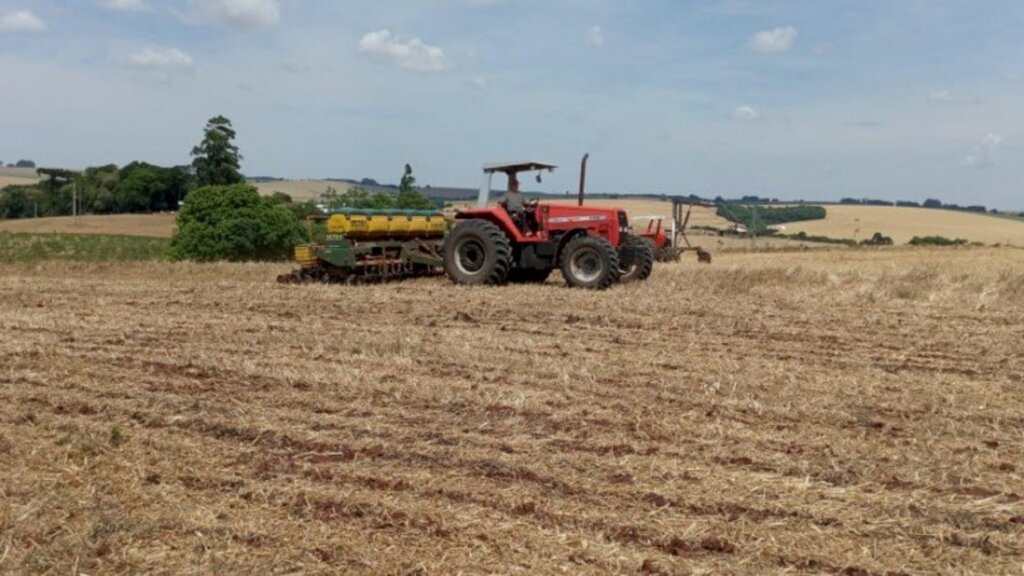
[0,166,40,189]
[784,205,1024,246]
[252,179,354,201]
[0,214,176,238]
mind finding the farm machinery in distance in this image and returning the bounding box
[633,198,713,264]
[280,156,704,289]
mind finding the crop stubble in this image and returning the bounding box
[1,248,1022,574]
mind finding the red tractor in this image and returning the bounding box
[444,157,654,290]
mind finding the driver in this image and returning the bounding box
[502,172,535,233]
[504,172,524,212]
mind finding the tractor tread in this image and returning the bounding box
[619,234,656,282]
[560,235,620,290]
[444,219,513,285]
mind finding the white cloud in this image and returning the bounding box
[749,26,797,53]
[467,75,488,89]
[105,0,149,12]
[962,133,1003,169]
[359,30,448,73]
[732,105,762,121]
[588,25,604,47]
[127,47,194,71]
[188,0,280,28]
[0,10,47,33]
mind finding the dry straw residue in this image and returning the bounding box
[1,247,1022,573]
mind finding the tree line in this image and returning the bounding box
[1,160,36,168]
[1,114,435,220]
[0,115,245,219]
[0,163,193,218]
[839,197,995,213]
[716,204,827,235]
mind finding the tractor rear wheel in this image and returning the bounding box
[560,235,620,290]
[618,235,655,282]
[507,267,553,284]
[444,220,513,285]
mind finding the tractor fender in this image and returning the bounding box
[553,228,589,264]
[453,208,524,241]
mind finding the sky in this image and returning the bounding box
[1,0,1022,208]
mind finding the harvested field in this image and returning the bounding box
[252,179,355,201]
[0,167,39,190]
[784,205,1024,246]
[1,248,1023,574]
[0,214,177,238]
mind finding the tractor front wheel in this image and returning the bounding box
[443,220,513,285]
[560,235,620,290]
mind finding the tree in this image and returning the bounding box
[15,159,36,168]
[395,163,435,210]
[115,163,162,212]
[191,115,244,188]
[168,184,304,262]
[78,164,120,214]
[266,191,293,205]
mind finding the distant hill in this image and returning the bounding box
[783,205,1024,246]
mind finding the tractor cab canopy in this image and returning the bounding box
[482,161,557,174]
[477,161,557,207]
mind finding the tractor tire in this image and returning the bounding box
[560,235,620,290]
[618,235,655,282]
[443,220,513,285]
[506,267,553,284]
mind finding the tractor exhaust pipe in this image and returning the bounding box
[577,153,589,206]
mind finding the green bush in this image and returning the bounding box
[861,232,894,246]
[167,184,305,262]
[777,231,856,246]
[908,236,968,247]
